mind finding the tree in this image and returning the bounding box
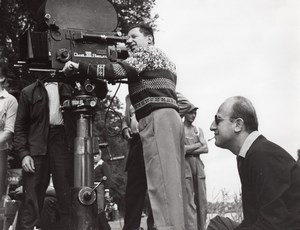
[0,0,30,64]
[110,0,158,30]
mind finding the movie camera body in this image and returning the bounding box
[17,0,128,74]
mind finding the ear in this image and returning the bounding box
[234,118,244,132]
[147,35,153,45]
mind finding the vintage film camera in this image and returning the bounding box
[16,0,128,76]
[14,2,128,229]
[15,0,130,112]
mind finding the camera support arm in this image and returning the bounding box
[68,31,128,43]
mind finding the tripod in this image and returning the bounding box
[63,79,102,230]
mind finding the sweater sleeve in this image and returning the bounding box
[78,61,139,83]
[77,46,174,83]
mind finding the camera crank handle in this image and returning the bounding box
[91,176,107,193]
[83,176,107,201]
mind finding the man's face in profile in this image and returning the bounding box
[126,27,151,52]
[210,100,236,150]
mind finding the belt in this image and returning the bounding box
[131,132,140,139]
[49,124,64,129]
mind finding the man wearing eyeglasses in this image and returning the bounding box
[207,96,300,230]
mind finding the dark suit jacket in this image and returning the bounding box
[237,135,300,230]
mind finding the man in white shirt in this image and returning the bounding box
[0,62,18,199]
[14,76,74,230]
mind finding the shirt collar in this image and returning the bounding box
[0,89,9,99]
[44,82,58,86]
[238,131,260,158]
[94,159,104,169]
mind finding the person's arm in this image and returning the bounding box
[13,91,30,159]
[185,127,208,155]
[185,142,201,154]
[13,91,35,173]
[62,48,148,83]
[121,95,133,140]
[0,95,18,144]
[192,128,208,154]
[0,130,13,147]
[63,47,167,83]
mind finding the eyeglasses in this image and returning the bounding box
[214,115,235,125]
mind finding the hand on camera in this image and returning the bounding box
[62,61,79,77]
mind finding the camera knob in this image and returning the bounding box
[56,49,70,63]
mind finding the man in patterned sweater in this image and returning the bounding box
[63,24,187,230]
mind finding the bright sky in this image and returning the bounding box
[111,0,300,202]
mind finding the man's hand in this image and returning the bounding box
[62,61,79,77]
[104,190,110,199]
[122,127,133,141]
[14,186,23,195]
[22,155,35,173]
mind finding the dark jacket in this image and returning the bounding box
[14,80,75,160]
[237,135,300,230]
[94,161,112,190]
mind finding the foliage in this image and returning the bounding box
[207,188,243,224]
[109,0,158,31]
[0,0,30,64]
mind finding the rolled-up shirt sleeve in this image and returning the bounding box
[4,95,18,133]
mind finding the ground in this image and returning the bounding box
[109,215,147,230]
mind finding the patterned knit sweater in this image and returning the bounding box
[78,46,179,120]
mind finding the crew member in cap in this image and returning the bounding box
[0,62,18,199]
[183,102,208,230]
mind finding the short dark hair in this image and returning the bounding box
[230,96,258,132]
[127,23,155,44]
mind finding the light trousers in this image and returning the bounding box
[185,156,207,230]
[138,108,186,230]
